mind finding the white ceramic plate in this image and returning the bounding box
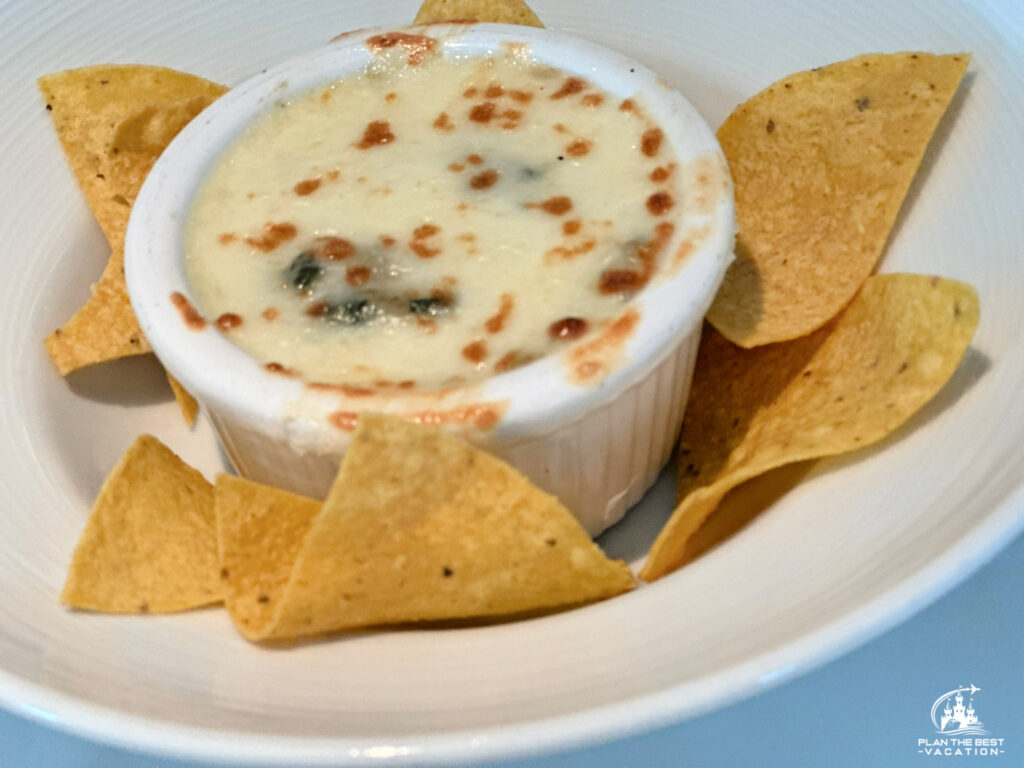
[2,1,1022,765]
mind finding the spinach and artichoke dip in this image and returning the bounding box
[184,34,681,389]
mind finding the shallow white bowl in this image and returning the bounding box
[5,1,1024,765]
[124,22,735,535]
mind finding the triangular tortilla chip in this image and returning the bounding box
[642,274,979,581]
[39,65,226,249]
[215,476,321,637]
[62,435,222,613]
[167,373,199,426]
[414,0,544,27]
[707,53,969,347]
[221,414,633,641]
[40,65,227,374]
[44,248,150,375]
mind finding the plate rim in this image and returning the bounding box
[5,1,1024,763]
[3,484,1021,765]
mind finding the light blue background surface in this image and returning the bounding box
[3,531,1020,767]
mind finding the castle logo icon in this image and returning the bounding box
[930,685,988,736]
[917,684,1005,756]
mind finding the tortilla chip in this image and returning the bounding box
[414,0,544,27]
[707,53,969,348]
[39,65,226,248]
[167,373,199,426]
[40,66,227,373]
[61,435,222,613]
[215,476,321,638]
[642,274,979,581]
[44,248,150,374]
[223,414,633,641]
[660,461,818,570]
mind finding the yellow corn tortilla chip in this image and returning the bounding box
[642,274,979,581]
[40,65,227,373]
[707,53,969,348]
[39,65,226,248]
[658,461,818,570]
[62,434,222,613]
[167,374,199,426]
[215,476,321,637]
[221,414,633,641]
[414,0,544,27]
[44,248,150,375]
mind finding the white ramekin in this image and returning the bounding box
[125,22,735,537]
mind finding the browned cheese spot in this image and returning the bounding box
[448,162,465,172]
[294,177,321,196]
[410,223,441,258]
[262,307,280,322]
[582,94,604,108]
[365,32,437,66]
[462,340,488,363]
[500,109,524,129]
[318,236,355,260]
[357,120,395,149]
[469,102,496,123]
[170,292,206,330]
[346,266,371,286]
[549,317,588,340]
[469,169,499,190]
[218,232,236,245]
[433,111,454,131]
[329,411,359,431]
[264,362,295,375]
[402,404,503,430]
[546,239,596,261]
[646,191,674,215]
[485,83,504,98]
[649,164,674,182]
[245,222,297,252]
[306,301,330,318]
[508,89,533,103]
[569,308,640,383]
[566,138,592,157]
[562,219,582,235]
[641,127,663,157]
[551,77,586,99]
[598,221,675,294]
[337,384,375,397]
[485,294,514,334]
[379,235,396,247]
[495,351,520,372]
[215,312,242,331]
[466,153,484,165]
[526,196,573,216]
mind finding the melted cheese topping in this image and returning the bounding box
[185,43,680,388]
